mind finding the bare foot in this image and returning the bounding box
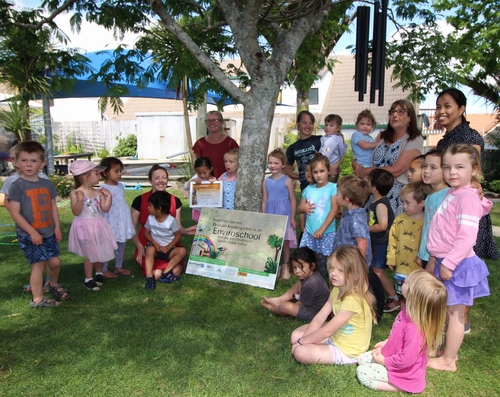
[115,268,131,276]
[260,296,280,311]
[427,357,457,372]
[102,270,118,279]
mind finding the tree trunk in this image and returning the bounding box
[296,87,310,113]
[181,80,196,167]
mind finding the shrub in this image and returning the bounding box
[98,148,110,159]
[113,134,137,157]
[49,172,74,198]
[489,180,500,193]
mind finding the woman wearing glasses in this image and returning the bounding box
[354,100,423,215]
[192,110,239,178]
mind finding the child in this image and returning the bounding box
[357,270,448,393]
[351,109,379,168]
[218,149,238,210]
[7,141,69,307]
[99,157,136,278]
[407,154,425,183]
[261,247,329,320]
[262,149,297,279]
[298,154,338,278]
[368,169,397,309]
[332,175,372,266]
[299,159,315,243]
[1,143,51,293]
[427,144,491,372]
[143,191,187,290]
[416,149,449,270]
[320,114,348,182]
[385,182,432,312]
[291,246,377,365]
[183,157,216,222]
[68,160,118,291]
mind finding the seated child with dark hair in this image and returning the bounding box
[261,247,330,321]
[368,169,397,313]
[144,191,187,290]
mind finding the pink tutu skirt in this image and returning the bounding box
[69,217,118,263]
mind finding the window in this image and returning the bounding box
[309,88,319,105]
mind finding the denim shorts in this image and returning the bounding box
[18,234,60,264]
[371,244,388,269]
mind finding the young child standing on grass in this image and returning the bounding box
[407,155,425,183]
[298,154,338,278]
[320,114,348,182]
[8,141,69,307]
[143,191,186,290]
[351,109,379,168]
[99,157,136,278]
[291,246,377,365]
[261,247,329,321]
[183,157,216,222]
[368,169,396,309]
[218,149,239,210]
[332,175,372,266]
[262,149,297,279]
[416,149,449,270]
[2,143,51,294]
[357,270,448,393]
[427,144,491,372]
[299,159,316,243]
[385,182,432,312]
[68,160,117,291]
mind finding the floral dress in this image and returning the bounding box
[372,137,404,215]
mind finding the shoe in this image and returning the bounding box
[160,272,181,283]
[84,279,100,291]
[383,298,401,313]
[145,276,156,290]
[94,274,104,285]
[464,320,471,334]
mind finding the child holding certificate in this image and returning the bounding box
[183,157,216,221]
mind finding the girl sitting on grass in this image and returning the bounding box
[356,270,447,393]
[291,246,377,365]
[261,247,329,321]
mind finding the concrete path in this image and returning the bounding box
[493,226,500,238]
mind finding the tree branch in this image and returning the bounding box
[0,0,78,29]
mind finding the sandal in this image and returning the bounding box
[23,278,51,293]
[114,268,131,276]
[49,284,70,300]
[145,277,156,290]
[30,296,60,308]
[160,272,181,283]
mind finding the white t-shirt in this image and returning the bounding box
[145,214,180,247]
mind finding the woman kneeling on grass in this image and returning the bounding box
[261,247,329,321]
[291,246,377,365]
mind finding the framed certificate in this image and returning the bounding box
[189,181,223,208]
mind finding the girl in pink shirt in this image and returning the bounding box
[357,270,448,393]
[427,144,491,372]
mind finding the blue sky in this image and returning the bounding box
[14,1,495,113]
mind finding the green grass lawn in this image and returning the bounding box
[0,190,499,396]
